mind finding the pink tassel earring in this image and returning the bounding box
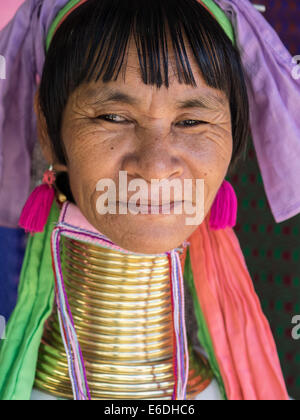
[209,180,238,230]
[19,165,56,234]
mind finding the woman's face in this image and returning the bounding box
[41,40,233,254]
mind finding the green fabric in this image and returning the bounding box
[45,0,235,52]
[184,248,227,400]
[201,0,235,44]
[0,203,60,400]
[46,0,83,51]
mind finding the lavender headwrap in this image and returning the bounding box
[0,0,299,227]
[214,0,300,223]
[0,0,71,228]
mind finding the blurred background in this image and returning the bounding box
[0,0,299,400]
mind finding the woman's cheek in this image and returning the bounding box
[189,139,232,213]
[66,147,120,211]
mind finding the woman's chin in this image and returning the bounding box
[92,213,196,255]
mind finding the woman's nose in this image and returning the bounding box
[122,133,184,182]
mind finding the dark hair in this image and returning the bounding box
[39,0,249,200]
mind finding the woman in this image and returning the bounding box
[0,0,299,400]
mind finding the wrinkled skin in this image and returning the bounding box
[36,37,232,254]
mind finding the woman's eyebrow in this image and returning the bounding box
[84,87,225,110]
[176,95,226,110]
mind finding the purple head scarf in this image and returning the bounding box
[0,0,70,228]
[0,0,300,227]
[214,0,300,223]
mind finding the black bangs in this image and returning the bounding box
[39,0,249,181]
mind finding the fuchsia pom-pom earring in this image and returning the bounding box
[19,165,56,234]
[209,180,238,230]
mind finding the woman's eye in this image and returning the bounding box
[96,114,129,124]
[96,114,207,128]
[176,120,208,128]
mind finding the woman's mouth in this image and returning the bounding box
[117,201,184,215]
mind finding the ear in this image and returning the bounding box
[34,90,68,173]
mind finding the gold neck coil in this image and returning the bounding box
[34,236,213,399]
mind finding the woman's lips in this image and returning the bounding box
[117,201,185,214]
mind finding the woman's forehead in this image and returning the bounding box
[76,39,227,108]
[73,82,228,121]
[123,34,201,79]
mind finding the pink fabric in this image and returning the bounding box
[189,218,289,400]
[0,1,24,30]
[19,184,55,233]
[59,201,98,232]
[209,180,238,230]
